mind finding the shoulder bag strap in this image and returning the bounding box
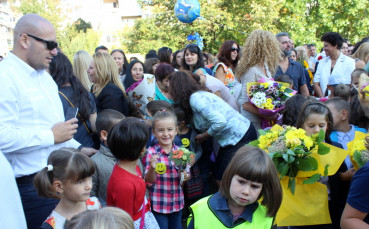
[58,91,91,136]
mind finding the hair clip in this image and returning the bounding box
[161,109,167,112]
[46,164,53,172]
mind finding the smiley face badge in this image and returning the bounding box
[155,162,167,174]
[181,138,190,148]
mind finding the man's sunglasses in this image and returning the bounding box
[231,47,239,52]
[26,34,58,50]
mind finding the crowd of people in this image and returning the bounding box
[1,13,369,229]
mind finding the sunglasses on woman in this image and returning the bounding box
[26,34,58,50]
[231,47,239,52]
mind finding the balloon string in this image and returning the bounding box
[198,16,249,35]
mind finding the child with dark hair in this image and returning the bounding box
[187,145,282,228]
[107,118,159,229]
[292,101,349,228]
[274,74,294,89]
[332,84,351,102]
[173,106,203,210]
[90,109,125,205]
[326,98,367,166]
[350,95,369,129]
[280,94,307,126]
[34,148,100,229]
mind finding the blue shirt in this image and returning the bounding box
[274,58,307,92]
[347,162,369,224]
[190,91,250,147]
[187,192,259,229]
[330,125,367,168]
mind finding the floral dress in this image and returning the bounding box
[213,62,241,100]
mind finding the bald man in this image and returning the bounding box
[0,14,81,229]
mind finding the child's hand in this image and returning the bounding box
[149,155,159,170]
[182,171,191,183]
[340,168,356,181]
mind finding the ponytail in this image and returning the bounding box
[33,166,57,198]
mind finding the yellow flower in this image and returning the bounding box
[260,82,269,88]
[304,137,314,149]
[263,98,274,110]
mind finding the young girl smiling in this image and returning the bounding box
[144,110,189,229]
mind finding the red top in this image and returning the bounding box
[107,164,149,221]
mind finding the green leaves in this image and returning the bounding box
[297,157,318,171]
[248,140,259,147]
[354,150,364,168]
[303,174,321,184]
[318,143,330,155]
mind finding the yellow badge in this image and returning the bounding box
[181,138,190,148]
[155,163,167,174]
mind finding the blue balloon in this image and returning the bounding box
[174,0,200,23]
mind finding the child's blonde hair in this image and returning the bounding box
[65,207,134,229]
[152,110,177,129]
[33,148,95,198]
[220,145,282,217]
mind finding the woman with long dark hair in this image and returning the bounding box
[49,52,98,153]
[213,40,241,96]
[169,71,257,184]
[182,44,207,76]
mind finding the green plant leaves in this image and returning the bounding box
[354,150,364,168]
[297,157,318,171]
[318,143,330,155]
[303,174,321,184]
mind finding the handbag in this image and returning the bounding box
[58,91,91,136]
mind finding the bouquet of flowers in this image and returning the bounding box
[348,134,369,170]
[170,147,195,184]
[247,79,296,116]
[249,125,330,194]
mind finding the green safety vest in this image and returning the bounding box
[189,196,273,229]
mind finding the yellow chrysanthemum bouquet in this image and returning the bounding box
[348,133,369,170]
[254,125,349,226]
[249,125,330,194]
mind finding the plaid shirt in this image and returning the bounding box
[144,143,184,214]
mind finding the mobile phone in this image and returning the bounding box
[65,107,78,121]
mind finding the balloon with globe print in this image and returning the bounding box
[174,0,200,23]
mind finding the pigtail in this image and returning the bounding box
[33,166,57,199]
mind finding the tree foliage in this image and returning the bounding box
[124,0,369,54]
[10,0,99,61]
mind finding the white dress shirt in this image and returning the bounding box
[0,150,27,228]
[313,52,355,96]
[0,52,80,177]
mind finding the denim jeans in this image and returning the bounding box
[153,210,183,229]
[17,181,59,229]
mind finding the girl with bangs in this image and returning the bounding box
[34,148,101,229]
[187,145,282,229]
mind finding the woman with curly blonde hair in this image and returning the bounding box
[236,29,282,131]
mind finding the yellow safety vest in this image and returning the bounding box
[189,196,273,229]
